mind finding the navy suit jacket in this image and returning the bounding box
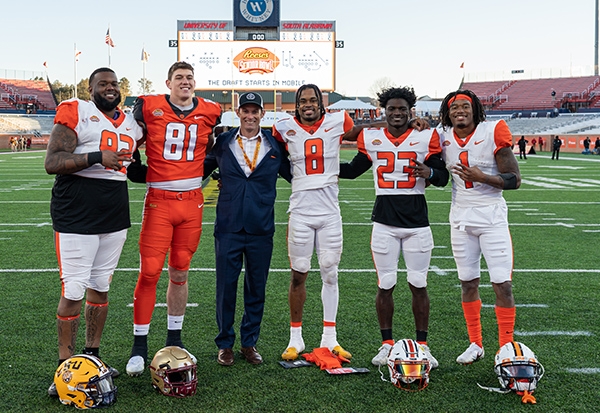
[204,128,291,235]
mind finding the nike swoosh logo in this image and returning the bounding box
[126,127,132,131]
[324,127,334,132]
[409,142,419,146]
[474,140,484,145]
[194,115,204,120]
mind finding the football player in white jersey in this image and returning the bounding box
[438,90,521,365]
[339,87,448,368]
[45,67,143,396]
[273,84,358,361]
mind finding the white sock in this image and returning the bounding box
[133,324,150,336]
[287,326,305,351]
[167,315,184,330]
[321,325,338,349]
[321,282,339,322]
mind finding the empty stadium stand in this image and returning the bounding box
[463,76,600,112]
[0,78,57,111]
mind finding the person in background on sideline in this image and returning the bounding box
[552,135,561,160]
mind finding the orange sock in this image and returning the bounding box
[495,306,516,347]
[462,300,482,348]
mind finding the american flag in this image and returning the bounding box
[75,51,82,61]
[141,47,150,62]
[105,28,115,47]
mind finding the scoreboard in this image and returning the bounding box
[177,20,336,91]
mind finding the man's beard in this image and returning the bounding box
[94,91,121,112]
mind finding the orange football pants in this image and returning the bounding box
[133,188,203,325]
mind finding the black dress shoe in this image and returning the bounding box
[217,348,234,366]
[240,347,263,365]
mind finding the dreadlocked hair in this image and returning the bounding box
[377,86,417,109]
[295,84,326,120]
[439,89,486,130]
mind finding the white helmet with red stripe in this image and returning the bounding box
[386,339,431,391]
[494,341,544,393]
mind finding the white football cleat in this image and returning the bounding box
[126,355,145,377]
[371,343,392,366]
[456,342,484,365]
[419,344,439,369]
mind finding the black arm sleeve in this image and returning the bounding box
[277,142,293,183]
[424,154,449,187]
[127,148,147,183]
[339,151,372,179]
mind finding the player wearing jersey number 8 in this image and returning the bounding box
[273,84,368,361]
[438,90,521,365]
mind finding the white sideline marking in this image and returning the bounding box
[583,230,600,233]
[510,209,539,211]
[525,213,555,216]
[431,256,454,259]
[127,303,198,308]
[515,331,593,337]
[430,266,447,276]
[542,217,574,221]
[482,304,548,308]
[564,368,600,374]
[537,165,584,170]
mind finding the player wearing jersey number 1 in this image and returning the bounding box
[438,90,521,365]
[339,87,448,368]
[45,67,143,397]
[126,61,221,376]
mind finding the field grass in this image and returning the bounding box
[0,149,599,412]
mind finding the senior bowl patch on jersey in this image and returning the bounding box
[152,109,164,117]
[371,139,382,145]
[286,130,296,136]
[90,115,100,123]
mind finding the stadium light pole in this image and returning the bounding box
[594,0,598,76]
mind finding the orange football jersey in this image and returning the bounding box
[137,95,221,185]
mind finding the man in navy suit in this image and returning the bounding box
[204,92,292,366]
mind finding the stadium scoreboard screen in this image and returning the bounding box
[177,20,336,91]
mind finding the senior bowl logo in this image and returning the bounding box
[89,115,100,123]
[240,0,274,24]
[152,109,164,117]
[233,47,280,75]
[443,140,451,146]
[371,139,382,146]
[286,130,296,136]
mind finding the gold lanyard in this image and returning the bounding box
[236,135,262,172]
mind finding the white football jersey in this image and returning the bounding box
[273,111,351,192]
[358,127,442,196]
[439,120,512,208]
[54,98,143,181]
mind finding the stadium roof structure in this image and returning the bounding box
[218,110,290,127]
[326,99,376,110]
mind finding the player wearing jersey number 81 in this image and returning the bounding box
[339,87,448,368]
[126,62,222,376]
[438,90,521,365]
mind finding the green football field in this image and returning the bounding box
[0,148,599,412]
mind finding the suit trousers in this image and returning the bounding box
[214,230,273,349]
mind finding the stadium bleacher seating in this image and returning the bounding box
[0,78,57,111]
[463,76,600,111]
